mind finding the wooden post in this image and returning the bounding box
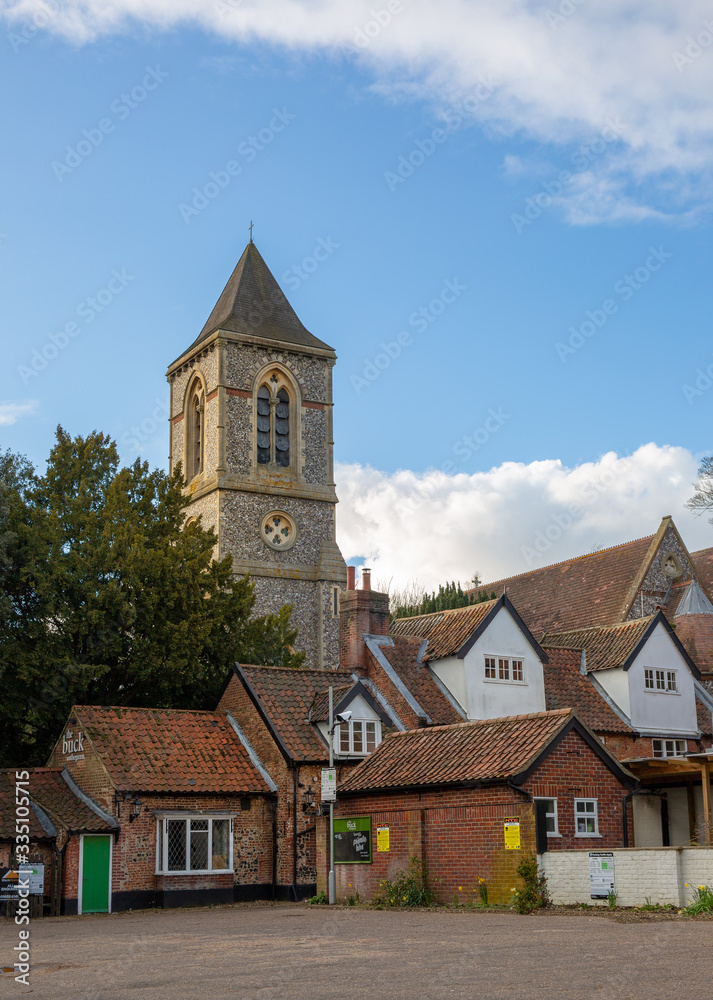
[701,762,712,846]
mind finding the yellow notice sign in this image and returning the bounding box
[504,819,521,850]
[376,827,390,852]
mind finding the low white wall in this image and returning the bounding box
[540,847,713,907]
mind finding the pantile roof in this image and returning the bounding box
[542,616,655,672]
[391,601,498,660]
[186,242,333,355]
[0,768,114,840]
[237,665,351,761]
[339,709,594,792]
[675,615,713,675]
[691,547,713,597]
[308,684,354,723]
[541,647,633,733]
[369,635,463,725]
[72,706,270,795]
[475,534,657,636]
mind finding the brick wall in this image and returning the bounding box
[316,727,633,905]
[339,589,390,671]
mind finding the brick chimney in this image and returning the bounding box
[339,568,390,670]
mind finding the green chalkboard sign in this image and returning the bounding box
[334,816,372,864]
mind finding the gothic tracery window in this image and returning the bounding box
[256,375,291,468]
[186,380,205,480]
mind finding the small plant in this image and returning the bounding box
[477,877,488,906]
[307,891,328,905]
[607,890,617,910]
[372,857,436,907]
[453,892,460,907]
[685,884,713,915]
[511,856,550,915]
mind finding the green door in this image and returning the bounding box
[81,836,111,913]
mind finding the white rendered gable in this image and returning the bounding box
[626,621,699,736]
[429,605,546,720]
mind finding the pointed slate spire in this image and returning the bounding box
[189,242,333,353]
[675,579,713,616]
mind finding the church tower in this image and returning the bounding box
[166,241,347,668]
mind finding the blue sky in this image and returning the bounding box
[2,2,713,585]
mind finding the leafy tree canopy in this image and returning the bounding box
[0,427,303,766]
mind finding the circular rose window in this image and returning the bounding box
[261,511,297,551]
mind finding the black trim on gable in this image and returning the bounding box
[456,594,549,663]
[514,715,636,788]
[621,611,701,679]
[333,680,394,727]
[235,664,295,765]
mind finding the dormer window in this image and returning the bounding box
[256,374,291,468]
[337,720,380,756]
[484,655,525,684]
[644,668,678,693]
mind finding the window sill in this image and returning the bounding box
[483,679,528,687]
[546,833,562,838]
[156,869,233,876]
[574,833,602,839]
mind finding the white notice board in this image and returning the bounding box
[589,852,615,899]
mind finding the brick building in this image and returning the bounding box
[317,709,636,905]
[46,706,276,912]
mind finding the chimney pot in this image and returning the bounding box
[347,566,356,591]
[361,568,371,591]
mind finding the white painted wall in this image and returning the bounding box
[627,623,699,735]
[430,606,546,720]
[541,847,713,907]
[632,795,664,847]
[593,667,631,719]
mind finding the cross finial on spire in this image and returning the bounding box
[249,220,254,243]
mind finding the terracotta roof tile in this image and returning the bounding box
[391,601,498,660]
[340,709,575,792]
[372,636,462,725]
[475,535,656,636]
[308,684,353,723]
[542,647,633,733]
[238,665,351,761]
[0,768,113,840]
[675,615,713,673]
[691,547,713,596]
[73,706,269,794]
[542,617,654,672]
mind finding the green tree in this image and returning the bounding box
[393,576,496,620]
[0,427,303,766]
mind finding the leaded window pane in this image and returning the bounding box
[167,820,186,871]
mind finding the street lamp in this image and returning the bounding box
[327,687,352,905]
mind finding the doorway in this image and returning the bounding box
[79,835,112,914]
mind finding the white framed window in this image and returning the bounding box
[484,655,526,684]
[156,815,233,874]
[644,668,678,693]
[337,720,381,756]
[574,799,599,837]
[652,739,687,758]
[535,797,559,836]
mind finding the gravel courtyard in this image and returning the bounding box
[1,903,712,999]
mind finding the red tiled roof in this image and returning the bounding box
[308,684,354,723]
[0,768,113,840]
[73,706,270,794]
[391,601,498,660]
[475,535,656,636]
[542,617,654,672]
[691,547,713,597]
[339,709,575,792]
[542,648,633,734]
[675,615,713,674]
[374,636,462,725]
[238,665,351,761]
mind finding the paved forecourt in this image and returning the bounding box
[2,903,712,999]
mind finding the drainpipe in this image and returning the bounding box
[292,765,299,901]
[271,794,278,902]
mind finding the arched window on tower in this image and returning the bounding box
[256,377,291,468]
[186,381,205,480]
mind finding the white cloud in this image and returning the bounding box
[335,443,713,591]
[0,400,38,426]
[4,1,713,219]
